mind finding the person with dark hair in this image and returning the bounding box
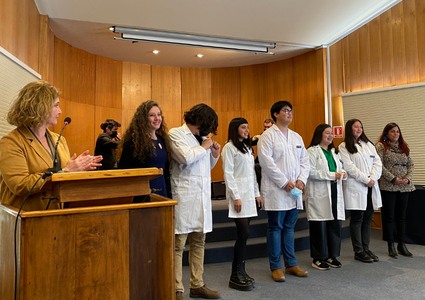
[95,119,121,170]
[222,118,263,291]
[169,103,221,300]
[306,124,347,270]
[252,119,275,145]
[118,100,170,199]
[258,101,310,282]
[376,123,415,258]
[338,119,382,263]
[0,80,102,211]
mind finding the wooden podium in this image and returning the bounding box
[0,168,177,300]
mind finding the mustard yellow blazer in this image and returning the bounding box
[0,126,70,211]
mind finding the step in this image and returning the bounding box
[182,219,350,265]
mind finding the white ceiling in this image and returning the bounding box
[34,0,400,68]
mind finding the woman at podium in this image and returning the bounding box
[118,100,170,199]
[0,80,102,211]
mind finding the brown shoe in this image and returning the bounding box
[176,291,184,300]
[271,269,285,282]
[189,285,220,299]
[285,265,308,277]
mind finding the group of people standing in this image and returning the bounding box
[0,80,416,300]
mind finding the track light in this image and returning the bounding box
[111,26,276,53]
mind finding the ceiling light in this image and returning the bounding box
[109,27,114,31]
[112,26,275,53]
[153,50,159,54]
[197,54,203,58]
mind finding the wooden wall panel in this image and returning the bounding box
[0,0,40,73]
[122,62,152,110]
[95,56,123,108]
[54,37,96,105]
[59,98,96,156]
[152,65,181,112]
[211,67,241,112]
[181,68,211,112]
[266,59,294,107]
[240,64,268,111]
[330,0,425,146]
[38,15,55,82]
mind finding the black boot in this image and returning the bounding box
[388,242,398,258]
[229,262,253,291]
[397,242,413,257]
[240,261,255,284]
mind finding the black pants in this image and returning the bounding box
[309,182,341,259]
[233,218,251,264]
[381,190,410,243]
[350,188,374,252]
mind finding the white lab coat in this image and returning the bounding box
[169,123,219,234]
[305,146,346,221]
[257,125,310,211]
[338,140,382,210]
[222,141,260,218]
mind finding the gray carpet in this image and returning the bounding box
[181,229,425,299]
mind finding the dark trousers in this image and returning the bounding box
[233,218,251,264]
[309,182,341,259]
[381,190,409,243]
[350,188,374,252]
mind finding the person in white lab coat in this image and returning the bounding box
[306,124,347,271]
[169,103,221,300]
[222,118,263,291]
[339,119,382,263]
[258,101,310,282]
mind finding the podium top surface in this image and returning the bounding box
[51,168,162,182]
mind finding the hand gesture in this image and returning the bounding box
[295,180,305,190]
[64,150,102,172]
[284,181,295,192]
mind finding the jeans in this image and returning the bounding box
[267,208,299,270]
[350,188,374,252]
[381,190,410,243]
[175,232,206,293]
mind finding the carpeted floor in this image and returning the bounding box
[181,229,425,300]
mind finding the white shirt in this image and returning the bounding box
[305,146,346,221]
[339,140,382,210]
[222,141,260,218]
[169,123,219,234]
[257,125,310,211]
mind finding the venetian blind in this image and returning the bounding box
[342,82,425,186]
[0,46,41,139]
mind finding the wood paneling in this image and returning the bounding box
[240,64,268,111]
[95,56,123,108]
[0,208,17,299]
[54,37,96,105]
[122,62,151,110]
[330,0,425,140]
[38,15,55,82]
[152,65,181,112]
[0,0,40,72]
[182,68,211,111]
[267,59,294,107]
[211,67,241,112]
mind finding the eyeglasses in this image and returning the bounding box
[281,109,294,115]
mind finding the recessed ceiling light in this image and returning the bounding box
[153,50,159,54]
[109,27,114,31]
[197,54,204,58]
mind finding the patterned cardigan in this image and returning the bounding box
[375,141,415,193]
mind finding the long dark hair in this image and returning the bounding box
[227,118,252,154]
[378,122,410,156]
[343,119,372,154]
[308,124,338,153]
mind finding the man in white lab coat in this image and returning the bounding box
[169,104,221,300]
[258,101,310,282]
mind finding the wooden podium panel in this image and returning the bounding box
[0,197,177,300]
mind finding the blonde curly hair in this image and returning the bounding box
[7,80,60,128]
[121,100,170,162]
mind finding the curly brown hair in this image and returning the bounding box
[121,100,170,162]
[7,80,60,128]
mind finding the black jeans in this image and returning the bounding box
[309,182,341,259]
[381,190,410,243]
[350,188,374,252]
